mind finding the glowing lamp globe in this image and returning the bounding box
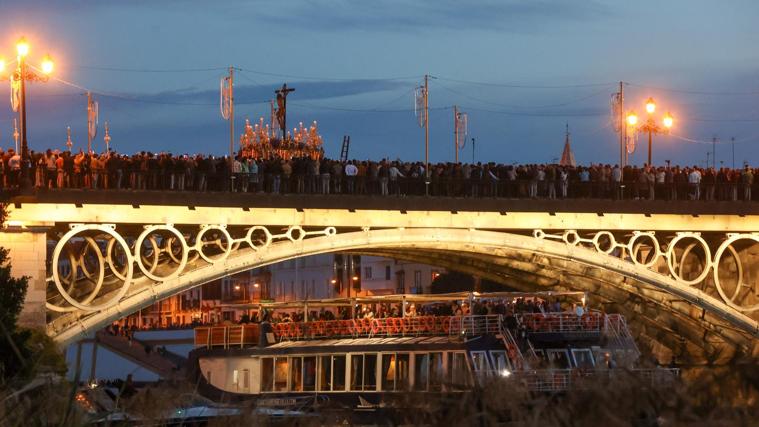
[16,37,29,57]
[41,55,54,75]
[626,112,639,126]
[0,57,5,73]
[645,97,656,114]
[663,113,674,129]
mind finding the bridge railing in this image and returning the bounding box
[518,312,604,334]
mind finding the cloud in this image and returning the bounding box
[91,78,410,108]
[254,0,610,33]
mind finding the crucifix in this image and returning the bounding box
[275,83,295,138]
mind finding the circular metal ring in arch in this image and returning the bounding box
[246,226,272,251]
[196,225,233,263]
[665,232,712,286]
[562,230,581,246]
[286,226,306,242]
[592,231,618,255]
[48,224,134,312]
[627,231,661,269]
[134,225,189,282]
[713,234,759,312]
[105,237,131,281]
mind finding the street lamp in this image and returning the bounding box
[0,36,55,191]
[626,97,673,166]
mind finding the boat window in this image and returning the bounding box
[414,353,429,391]
[546,349,571,369]
[261,358,274,392]
[303,356,317,391]
[242,369,250,390]
[290,357,303,391]
[571,349,595,368]
[448,352,470,389]
[333,355,346,391]
[470,351,490,372]
[318,356,332,391]
[490,351,512,373]
[381,354,395,391]
[397,354,410,391]
[429,352,444,392]
[274,357,288,391]
[233,369,239,385]
[364,354,377,391]
[351,354,364,391]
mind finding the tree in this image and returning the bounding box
[0,203,32,382]
[0,203,64,384]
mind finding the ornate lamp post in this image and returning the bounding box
[0,37,55,191]
[626,97,674,166]
[65,126,73,152]
[103,122,111,152]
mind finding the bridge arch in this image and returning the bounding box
[47,226,759,361]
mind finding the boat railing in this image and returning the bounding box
[194,324,260,349]
[478,368,679,392]
[274,315,502,341]
[518,312,604,334]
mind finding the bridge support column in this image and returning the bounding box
[1,228,48,330]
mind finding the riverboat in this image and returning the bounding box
[189,292,676,408]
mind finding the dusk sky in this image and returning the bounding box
[1,0,758,166]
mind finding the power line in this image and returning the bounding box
[49,76,268,106]
[436,76,617,89]
[460,105,606,117]
[77,65,228,73]
[432,79,611,110]
[237,67,420,82]
[626,81,759,96]
[289,100,451,113]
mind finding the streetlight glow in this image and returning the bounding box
[626,112,638,126]
[663,112,674,129]
[41,54,54,74]
[16,37,29,57]
[0,57,5,73]
[645,97,656,114]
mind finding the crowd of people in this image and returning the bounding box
[2,147,755,201]
[254,297,574,326]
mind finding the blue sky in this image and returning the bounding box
[1,0,758,166]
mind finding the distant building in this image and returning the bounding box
[118,254,441,327]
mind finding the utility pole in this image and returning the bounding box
[228,66,235,190]
[712,136,717,169]
[220,67,235,190]
[618,82,626,167]
[731,137,735,169]
[424,74,430,195]
[453,105,459,164]
[86,91,97,154]
[472,137,476,163]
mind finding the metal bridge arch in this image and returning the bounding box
[46,225,759,354]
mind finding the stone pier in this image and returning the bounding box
[1,228,48,330]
